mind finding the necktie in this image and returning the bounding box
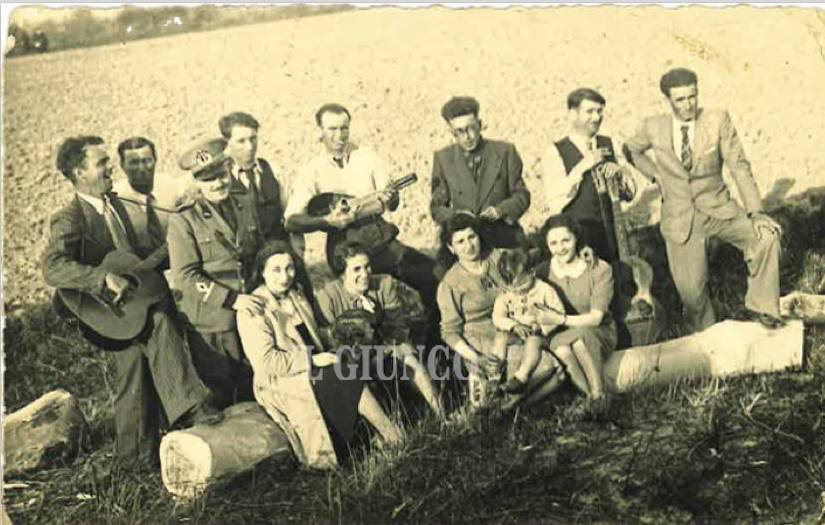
[145,195,164,249]
[240,167,260,204]
[680,125,693,171]
[103,196,136,252]
[333,157,345,169]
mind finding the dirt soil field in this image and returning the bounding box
[3,6,825,310]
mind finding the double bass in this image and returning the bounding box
[593,162,665,348]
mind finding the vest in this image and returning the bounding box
[555,135,616,225]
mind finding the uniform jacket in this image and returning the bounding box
[236,285,338,470]
[167,191,261,333]
[624,108,762,244]
[430,139,531,226]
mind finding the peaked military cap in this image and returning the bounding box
[178,137,229,180]
[441,96,480,122]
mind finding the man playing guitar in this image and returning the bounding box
[42,136,220,471]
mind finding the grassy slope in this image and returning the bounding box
[4,195,824,525]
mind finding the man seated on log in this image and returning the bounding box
[42,136,221,471]
[283,103,438,326]
[168,137,266,408]
[541,88,637,264]
[623,67,783,333]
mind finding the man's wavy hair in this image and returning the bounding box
[56,135,104,183]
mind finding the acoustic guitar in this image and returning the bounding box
[306,173,418,220]
[593,163,665,348]
[57,246,170,345]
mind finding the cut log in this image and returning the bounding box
[159,402,291,498]
[780,292,825,324]
[2,390,86,475]
[604,319,804,393]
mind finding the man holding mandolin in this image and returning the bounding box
[284,103,438,321]
[42,136,221,471]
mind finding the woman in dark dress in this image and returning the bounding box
[237,241,403,469]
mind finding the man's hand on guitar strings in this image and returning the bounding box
[326,205,359,230]
[104,272,132,305]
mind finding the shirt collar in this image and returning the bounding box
[323,142,359,167]
[672,114,695,131]
[550,255,588,279]
[230,158,261,178]
[568,130,596,152]
[76,192,106,215]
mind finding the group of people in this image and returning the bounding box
[41,66,784,472]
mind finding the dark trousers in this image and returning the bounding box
[579,220,619,264]
[186,328,254,409]
[111,307,210,465]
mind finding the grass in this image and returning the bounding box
[4,194,825,524]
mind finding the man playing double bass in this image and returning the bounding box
[42,136,221,471]
[541,88,636,264]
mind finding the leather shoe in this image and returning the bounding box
[179,399,224,428]
[733,308,785,329]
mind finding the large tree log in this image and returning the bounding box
[3,390,86,475]
[159,402,291,498]
[604,320,804,393]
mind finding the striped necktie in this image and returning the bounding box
[680,125,693,171]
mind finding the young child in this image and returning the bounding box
[492,249,565,394]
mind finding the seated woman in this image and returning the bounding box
[436,213,563,409]
[315,241,445,418]
[533,214,618,400]
[236,240,403,470]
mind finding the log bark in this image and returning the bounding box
[604,319,804,393]
[3,390,86,475]
[159,402,291,498]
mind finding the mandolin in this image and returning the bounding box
[306,173,418,221]
[593,162,665,348]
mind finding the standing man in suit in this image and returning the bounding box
[168,137,263,407]
[541,88,636,264]
[430,96,531,250]
[623,67,782,332]
[113,137,169,270]
[42,136,220,470]
[285,103,438,318]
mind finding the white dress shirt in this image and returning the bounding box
[284,144,390,219]
[540,131,599,216]
[229,158,291,211]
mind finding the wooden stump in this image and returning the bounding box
[3,390,86,475]
[604,319,804,393]
[159,402,291,498]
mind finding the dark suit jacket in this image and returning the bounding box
[624,108,762,244]
[430,139,530,226]
[42,195,118,294]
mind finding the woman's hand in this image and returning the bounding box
[511,324,534,340]
[535,304,566,326]
[312,352,339,367]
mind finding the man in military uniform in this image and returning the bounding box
[167,137,264,407]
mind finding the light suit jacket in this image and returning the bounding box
[236,285,338,470]
[624,108,762,244]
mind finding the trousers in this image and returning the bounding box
[664,210,780,333]
[111,306,210,464]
